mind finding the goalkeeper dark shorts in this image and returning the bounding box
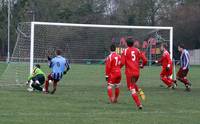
[32,74,45,85]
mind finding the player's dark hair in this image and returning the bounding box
[126,38,133,47]
[178,43,185,49]
[161,43,168,49]
[35,64,40,68]
[110,44,116,52]
[56,49,62,55]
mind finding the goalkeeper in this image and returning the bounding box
[27,64,46,92]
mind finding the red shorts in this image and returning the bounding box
[107,72,121,84]
[160,66,172,77]
[126,75,139,90]
[177,68,189,78]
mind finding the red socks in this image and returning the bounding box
[107,86,120,103]
[114,87,120,102]
[133,84,139,92]
[131,90,141,107]
[44,80,49,91]
[107,86,113,102]
[178,77,189,85]
[161,77,173,87]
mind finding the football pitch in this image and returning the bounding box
[0,63,199,124]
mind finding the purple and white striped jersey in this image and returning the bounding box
[180,49,190,69]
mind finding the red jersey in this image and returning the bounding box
[158,50,172,69]
[140,51,148,67]
[121,47,147,76]
[105,52,121,76]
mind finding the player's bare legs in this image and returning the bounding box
[51,81,58,94]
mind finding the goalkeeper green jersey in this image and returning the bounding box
[28,67,45,81]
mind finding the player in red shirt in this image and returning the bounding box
[155,43,176,88]
[105,44,122,103]
[121,38,147,109]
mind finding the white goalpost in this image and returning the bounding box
[30,21,173,74]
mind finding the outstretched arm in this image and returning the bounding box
[140,51,147,68]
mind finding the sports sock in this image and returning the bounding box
[131,89,141,107]
[161,77,172,87]
[133,83,139,92]
[44,80,49,92]
[107,86,113,102]
[179,77,189,85]
[114,87,120,101]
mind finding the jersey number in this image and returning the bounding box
[56,62,60,67]
[114,57,119,66]
[131,51,136,62]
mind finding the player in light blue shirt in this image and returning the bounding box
[44,49,70,94]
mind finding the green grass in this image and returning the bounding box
[0,63,199,124]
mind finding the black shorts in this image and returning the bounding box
[32,74,45,85]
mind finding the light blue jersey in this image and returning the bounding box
[49,55,70,80]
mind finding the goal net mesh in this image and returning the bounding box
[0,22,171,87]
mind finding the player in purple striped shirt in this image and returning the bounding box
[177,44,191,91]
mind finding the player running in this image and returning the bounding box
[177,44,191,91]
[121,38,147,109]
[105,44,122,103]
[26,64,46,92]
[43,49,70,94]
[155,43,176,88]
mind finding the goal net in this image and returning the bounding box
[0,22,173,87]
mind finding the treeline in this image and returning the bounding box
[0,0,200,58]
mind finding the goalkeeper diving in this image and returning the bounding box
[26,64,46,92]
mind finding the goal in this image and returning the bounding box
[0,22,173,86]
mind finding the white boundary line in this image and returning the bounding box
[0,110,200,116]
[0,83,24,87]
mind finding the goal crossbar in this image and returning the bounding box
[30,21,173,74]
[32,21,173,30]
